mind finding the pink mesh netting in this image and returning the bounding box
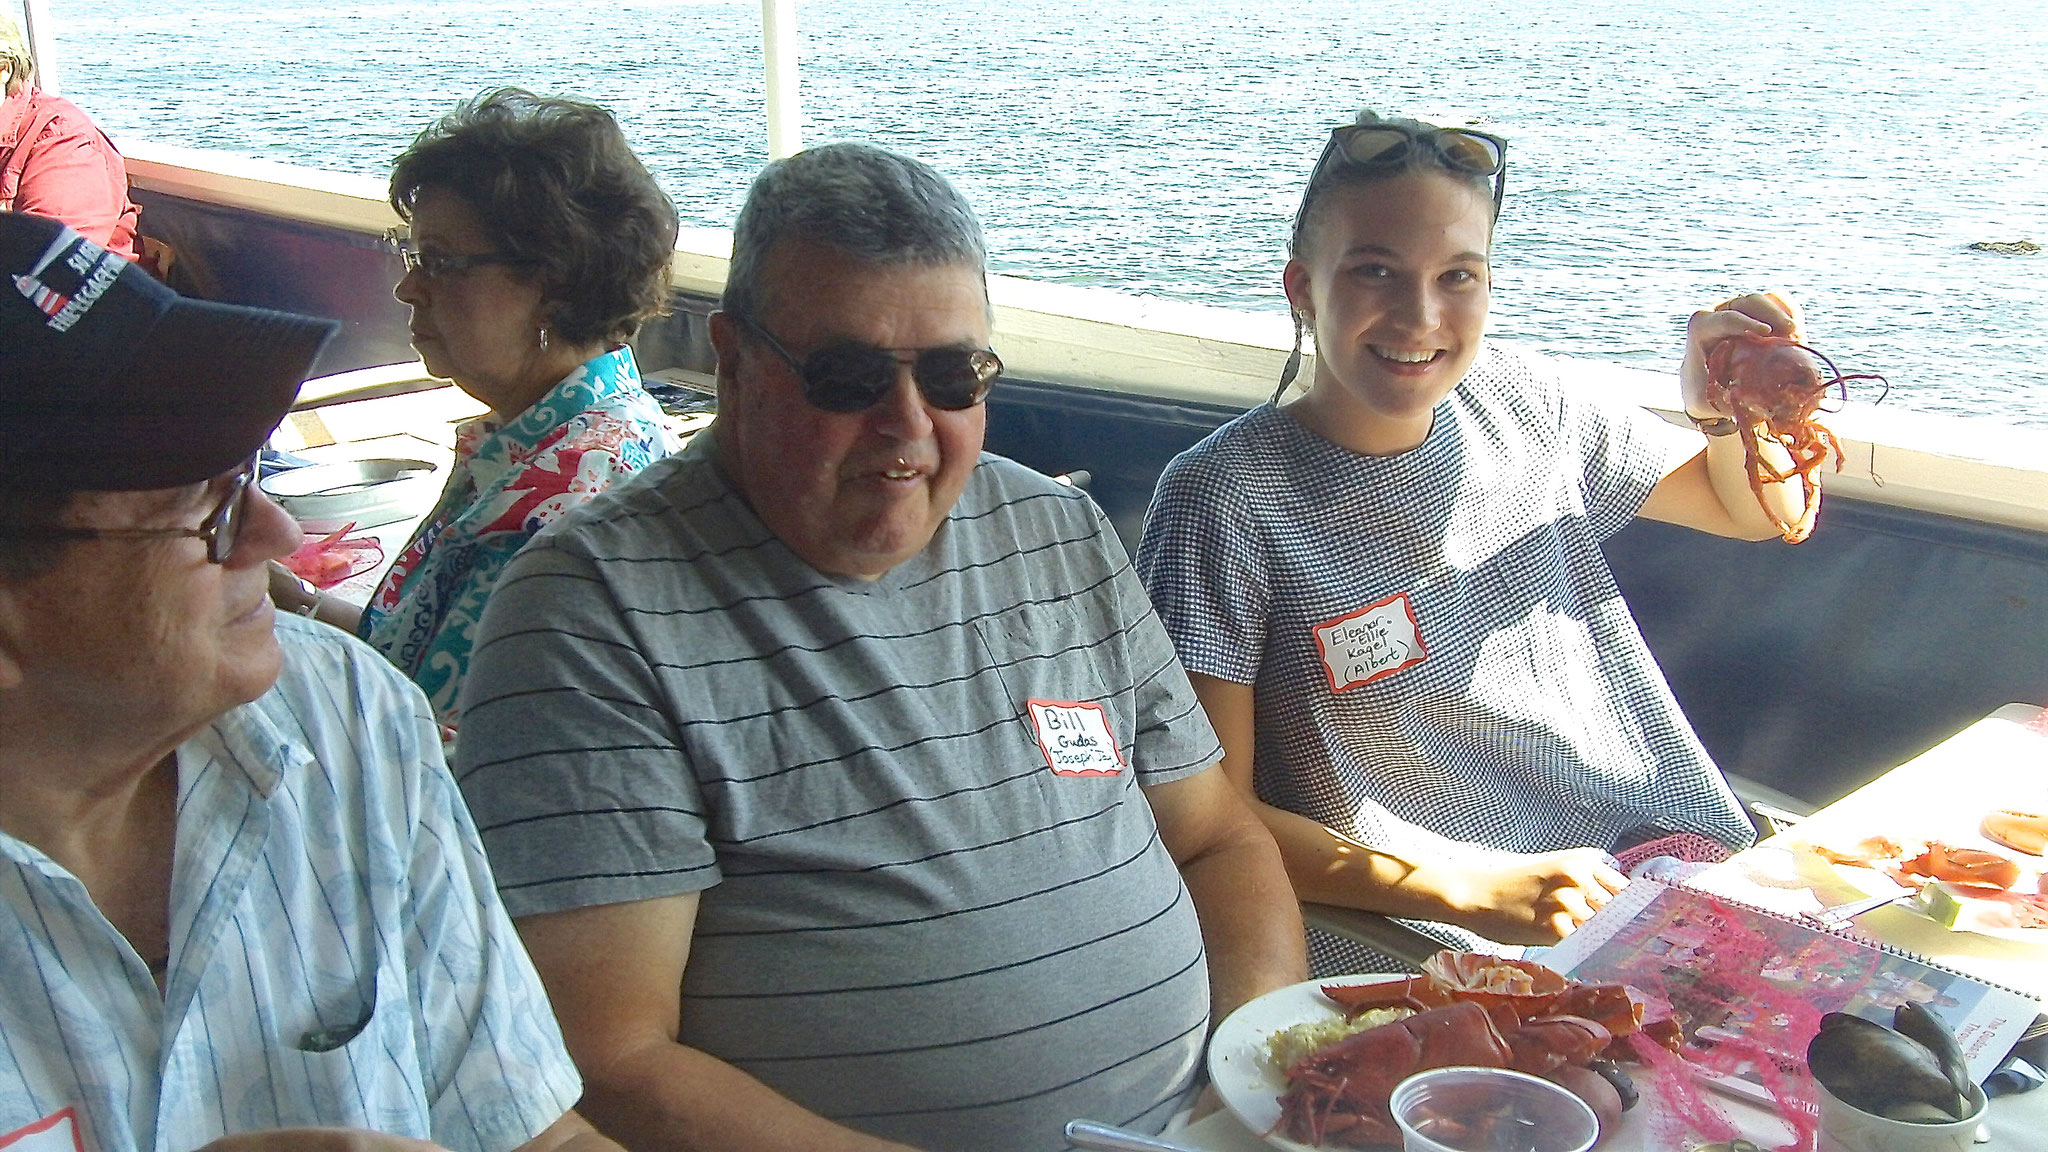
[1613,891,1830,1152]
[1613,832,1736,875]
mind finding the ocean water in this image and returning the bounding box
[41,0,2048,424]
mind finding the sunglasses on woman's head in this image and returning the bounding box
[1315,123,1509,211]
[733,314,1002,414]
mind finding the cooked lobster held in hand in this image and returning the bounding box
[1701,333,1883,544]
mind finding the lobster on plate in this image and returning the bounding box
[1807,835,2033,893]
[1320,951,1654,1041]
[1276,953,1667,1148]
[1700,333,1882,545]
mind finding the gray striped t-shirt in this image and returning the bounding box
[456,435,1223,1151]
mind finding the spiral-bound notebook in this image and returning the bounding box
[1538,879,2040,1102]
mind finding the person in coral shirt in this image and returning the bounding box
[0,13,139,261]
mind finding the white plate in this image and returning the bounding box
[1207,973,1406,1151]
[260,458,439,530]
[1789,843,2048,944]
[1205,974,1699,1151]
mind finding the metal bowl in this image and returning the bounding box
[260,458,439,530]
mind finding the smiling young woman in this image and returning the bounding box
[1136,110,1816,974]
[1280,169,1495,456]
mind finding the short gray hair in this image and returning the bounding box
[722,143,986,320]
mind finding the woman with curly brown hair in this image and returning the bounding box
[281,87,679,732]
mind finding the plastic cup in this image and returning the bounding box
[1388,1066,1600,1152]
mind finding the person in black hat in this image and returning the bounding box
[0,212,619,1152]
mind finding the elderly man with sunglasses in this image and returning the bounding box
[453,143,1307,1152]
[0,213,621,1152]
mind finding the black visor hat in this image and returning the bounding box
[1,213,338,492]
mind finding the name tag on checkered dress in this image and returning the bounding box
[1312,592,1427,691]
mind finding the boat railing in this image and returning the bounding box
[120,138,2048,539]
[120,140,2048,809]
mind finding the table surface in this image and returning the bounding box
[1173,1083,2048,1151]
[1175,704,2048,1151]
[1696,703,2048,1001]
[296,414,717,609]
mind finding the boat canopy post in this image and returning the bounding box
[760,0,802,159]
[18,0,60,93]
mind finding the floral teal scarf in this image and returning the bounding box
[359,345,677,728]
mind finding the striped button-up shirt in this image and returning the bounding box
[0,616,581,1152]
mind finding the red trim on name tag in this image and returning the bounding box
[1026,699,1127,777]
[1311,591,1428,693]
[0,1108,85,1152]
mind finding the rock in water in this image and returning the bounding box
[1966,239,2042,255]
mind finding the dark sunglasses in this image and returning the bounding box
[733,313,1002,414]
[1310,123,1508,212]
[0,454,259,564]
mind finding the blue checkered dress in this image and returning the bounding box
[1137,342,1754,973]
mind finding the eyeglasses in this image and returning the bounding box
[733,313,1002,414]
[1309,123,1509,212]
[0,454,258,564]
[389,234,534,280]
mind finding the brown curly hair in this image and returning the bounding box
[390,88,677,346]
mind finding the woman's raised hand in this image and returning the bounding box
[1681,290,1803,418]
[1715,290,1803,339]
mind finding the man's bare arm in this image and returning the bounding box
[514,1112,627,1152]
[1141,762,1307,1023]
[514,895,921,1152]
